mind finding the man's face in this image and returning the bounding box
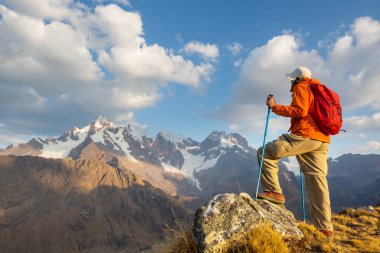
[290,80,297,92]
[290,82,295,92]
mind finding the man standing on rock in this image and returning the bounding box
[257,66,333,237]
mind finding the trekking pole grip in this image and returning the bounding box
[267,94,274,109]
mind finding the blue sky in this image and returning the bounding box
[0,0,380,158]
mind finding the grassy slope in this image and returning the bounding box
[163,204,380,253]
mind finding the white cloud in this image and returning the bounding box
[183,41,219,62]
[219,17,380,138]
[326,17,380,109]
[2,0,73,19]
[352,17,380,48]
[0,4,103,96]
[344,112,380,132]
[93,0,131,7]
[218,34,322,134]
[234,59,243,68]
[227,42,243,55]
[282,156,300,176]
[0,84,47,113]
[90,5,215,87]
[0,2,217,143]
[354,140,380,154]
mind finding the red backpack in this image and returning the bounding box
[309,83,342,135]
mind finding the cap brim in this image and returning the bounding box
[285,73,297,81]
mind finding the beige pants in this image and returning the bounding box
[257,134,333,231]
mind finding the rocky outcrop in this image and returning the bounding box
[193,192,303,253]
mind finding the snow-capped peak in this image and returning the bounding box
[204,130,236,147]
[90,116,117,133]
[61,127,82,137]
[208,130,228,141]
[201,130,252,152]
[157,131,187,144]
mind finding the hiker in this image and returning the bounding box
[257,66,333,237]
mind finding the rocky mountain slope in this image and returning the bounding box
[0,155,191,253]
[1,116,379,216]
[1,117,255,190]
[328,154,380,211]
[0,117,304,214]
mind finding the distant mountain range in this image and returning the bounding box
[1,116,253,187]
[0,116,379,252]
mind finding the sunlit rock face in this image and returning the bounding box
[193,192,303,253]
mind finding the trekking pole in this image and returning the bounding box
[300,171,306,222]
[255,95,272,200]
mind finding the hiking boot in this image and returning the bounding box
[257,191,285,204]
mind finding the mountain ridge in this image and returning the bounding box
[0,154,192,253]
[1,117,379,215]
[0,117,254,189]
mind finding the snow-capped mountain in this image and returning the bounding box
[2,116,378,218]
[2,116,142,160]
[152,130,254,188]
[0,117,254,189]
[0,118,304,218]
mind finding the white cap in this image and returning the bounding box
[285,66,312,80]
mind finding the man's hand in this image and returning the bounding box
[267,94,276,108]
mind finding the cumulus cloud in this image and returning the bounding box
[354,140,380,154]
[0,2,217,140]
[227,42,243,55]
[183,41,219,62]
[218,34,322,134]
[93,0,131,7]
[219,16,380,138]
[89,5,214,87]
[2,0,73,19]
[0,84,46,113]
[0,4,103,97]
[327,17,380,109]
[344,112,380,132]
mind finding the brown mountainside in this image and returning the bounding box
[66,139,201,199]
[0,155,192,253]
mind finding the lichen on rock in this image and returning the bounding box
[193,192,303,252]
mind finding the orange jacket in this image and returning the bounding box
[271,77,330,143]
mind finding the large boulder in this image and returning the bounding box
[193,192,303,253]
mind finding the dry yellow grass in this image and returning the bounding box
[287,205,380,253]
[332,206,380,253]
[167,231,200,253]
[165,223,288,253]
[286,222,336,253]
[358,215,378,225]
[165,205,380,253]
[226,223,289,253]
